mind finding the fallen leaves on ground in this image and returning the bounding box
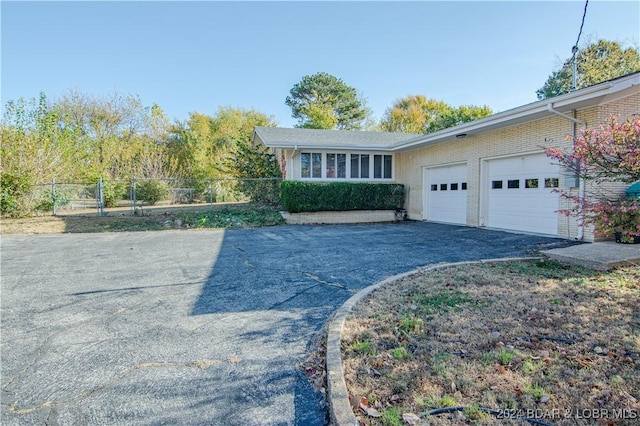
[342,261,640,425]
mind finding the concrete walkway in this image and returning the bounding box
[542,240,640,270]
[1,222,570,425]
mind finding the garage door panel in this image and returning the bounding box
[487,154,559,235]
[425,164,467,225]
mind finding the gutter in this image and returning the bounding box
[546,103,585,127]
[546,103,586,241]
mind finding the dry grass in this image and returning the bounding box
[342,260,640,425]
[0,204,284,234]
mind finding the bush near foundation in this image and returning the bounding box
[280,181,404,213]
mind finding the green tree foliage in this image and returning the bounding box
[537,39,640,100]
[1,90,177,215]
[56,90,174,180]
[224,136,282,205]
[0,173,32,217]
[285,72,366,130]
[1,93,81,186]
[379,95,492,134]
[167,107,277,182]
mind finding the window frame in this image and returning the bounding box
[299,151,394,181]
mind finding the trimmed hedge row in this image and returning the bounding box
[280,181,405,213]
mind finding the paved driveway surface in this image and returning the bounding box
[1,222,567,425]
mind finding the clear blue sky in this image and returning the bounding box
[2,1,639,128]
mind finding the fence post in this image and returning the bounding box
[132,177,137,213]
[97,177,104,217]
[209,179,214,208]
[51,178,56,216]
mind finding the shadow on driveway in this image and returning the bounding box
[0,222,571,425]
[188,222,571,424]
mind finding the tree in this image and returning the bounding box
[1,93,80,184]
[379,95,492,134]
[56,90,174,180]
[1,93,83,215]
[285,72,366,130]
[167,107,277,181]
[545,115,640,241]
[537,39,640,100]
[225,137,282,205]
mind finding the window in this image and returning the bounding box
[450,183,459,190]
[312,153,321,178]
[431,184,438,191]
[301,153,310,178]
[507,179,520,189]
[373,154,393,179]
[350,154,370,178]
[384,155,392,179]
[545,178,559,188]
[326,153,346,178]
[301,152,322,178]
[492,180,503,189]
[525,179,539,189]
[440,184,448,191]
[303,152,392,180]
[461,182,467,190]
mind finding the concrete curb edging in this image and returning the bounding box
[326,256,543,426]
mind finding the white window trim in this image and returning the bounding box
[299,151,394,181]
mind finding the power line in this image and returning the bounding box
[574,0,589,50]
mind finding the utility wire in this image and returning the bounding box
[562,0,589,69]
[574,0,589,50]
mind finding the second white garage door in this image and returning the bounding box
[424,163,467,225]
[486,153,560,235]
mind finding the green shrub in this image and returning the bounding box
[0,173,32,217]
[102,181,127,208]
[280,181,404,213]
[135,180,169,205]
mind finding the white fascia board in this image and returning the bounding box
[257,143,394,152]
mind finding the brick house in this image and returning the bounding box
[253,72,640,241]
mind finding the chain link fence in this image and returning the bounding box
[19,177,282,217]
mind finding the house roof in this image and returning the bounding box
[252,126,420,151]
[253,72,640,152]
[393,71,640,152]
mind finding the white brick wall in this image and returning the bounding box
[396,90,640,241]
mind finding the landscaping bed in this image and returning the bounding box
[342,260,640,425]
[0,204,284,234]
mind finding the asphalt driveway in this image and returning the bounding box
[1,222,568,425]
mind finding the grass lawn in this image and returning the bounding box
[342,260,640,425]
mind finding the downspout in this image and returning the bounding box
[547,103,586,240]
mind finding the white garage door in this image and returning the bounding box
[486,153,560,235]
[424,164,467,225]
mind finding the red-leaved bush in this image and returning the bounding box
[546,114,640,241]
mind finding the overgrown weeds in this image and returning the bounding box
[1,204,284,233]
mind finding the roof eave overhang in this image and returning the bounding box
[392,77,638,152]
[258,143,395,152]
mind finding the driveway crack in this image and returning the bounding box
[269,273,353,310]
[303,272,350,291]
